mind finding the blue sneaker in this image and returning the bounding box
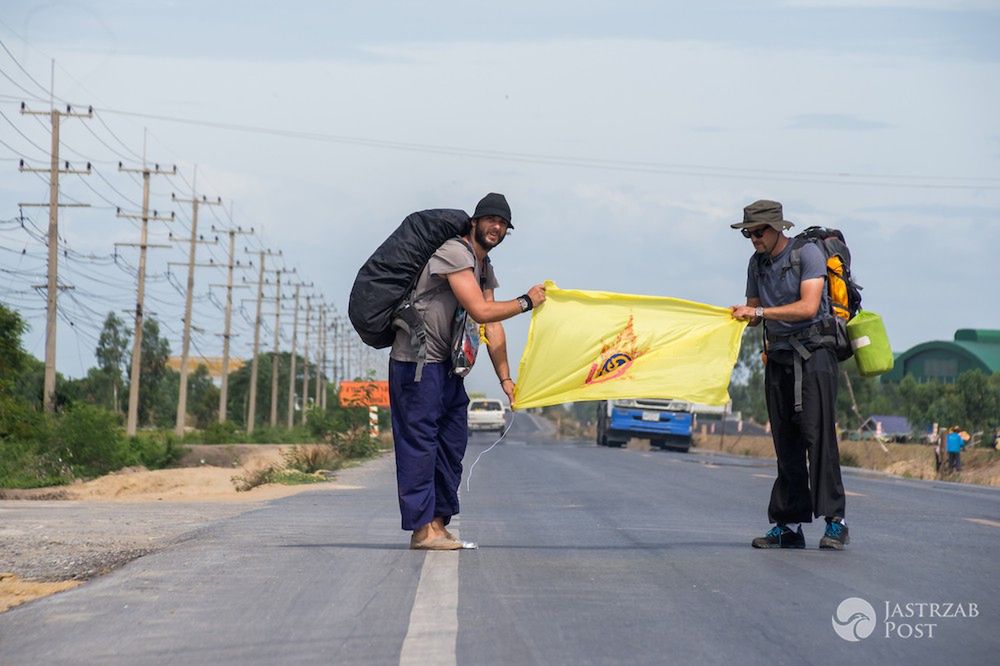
[819,519,850,550]
[751,524,805,549]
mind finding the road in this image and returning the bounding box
[1,414,997,665]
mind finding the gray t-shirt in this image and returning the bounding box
[745,240,829,349]
[390,238,499,363]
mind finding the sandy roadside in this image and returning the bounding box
[0,444,365,613]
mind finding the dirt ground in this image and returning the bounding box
[0,444,362,613]
[693,433,1000,487]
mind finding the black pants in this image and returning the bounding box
[948,452,962,471]
[764,347,845,524]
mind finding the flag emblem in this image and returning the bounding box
[585,316,646,384]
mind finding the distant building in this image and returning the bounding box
[166,356,245,387]
[883,329,1000,383]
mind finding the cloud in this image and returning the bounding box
[786,113,892,131]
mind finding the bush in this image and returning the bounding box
[129,430,185,469]
[0,439,71,488]
[231,463,278,491]
[197,421,241,444]
[271,469,327,485]
[282,444,339,473]
[50,403,131,477]
[0,394,48,443]
[333,426,379,460]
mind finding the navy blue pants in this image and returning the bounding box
[388,359,470,531]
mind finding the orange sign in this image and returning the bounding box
[339,381,390,408]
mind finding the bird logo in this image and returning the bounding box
[832,597,877,642]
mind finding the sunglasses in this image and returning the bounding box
[741,226,770,239]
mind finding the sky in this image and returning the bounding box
[1,0,998,400]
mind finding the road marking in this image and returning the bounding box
[399,524,460,666]
[753,474,772,479]
[845,491,866,497]
[965,517,1000,529]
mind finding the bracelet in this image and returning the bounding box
[500,377,513,384]
[517,294,533,312]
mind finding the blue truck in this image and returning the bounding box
[595,398,693,452]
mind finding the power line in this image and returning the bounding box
[0,37,51,96]
[92,106,1000,190]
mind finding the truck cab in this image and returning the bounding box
[596,398,693,451]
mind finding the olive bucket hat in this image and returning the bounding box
[730,199,794,231]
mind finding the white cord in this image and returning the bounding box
[465,412,517,492]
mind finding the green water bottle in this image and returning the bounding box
[846,310,894,377]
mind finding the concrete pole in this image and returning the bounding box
[41,109,60,413]
[174,192,200,437]
[246,253,266,434]
[217,230,237,422]
[269,271,282,427]
[286,285,300,429]
[300,296,311,426]
[125,156,150,435]
[313,306,323,412]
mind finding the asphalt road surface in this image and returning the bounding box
[1,414,997,665]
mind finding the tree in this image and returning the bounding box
[133,318,171,426]
[0,302,28,393]
[227,351,311,428]
[729,328,767,423]
[187,364,220,429]
[95,312,130,413]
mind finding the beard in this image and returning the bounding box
[474,221,505,250]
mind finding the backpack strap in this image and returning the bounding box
[768,323,839,412]
[392,303,428,382]
[393,237,487,382]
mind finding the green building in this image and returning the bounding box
[883,329,1000,383]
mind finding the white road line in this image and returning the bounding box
[399,523,461,666]
[964,517,1000,529]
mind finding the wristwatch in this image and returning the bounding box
[517,296,531,313]
[754,306,764,319]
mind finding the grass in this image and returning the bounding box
[271,469,328,485]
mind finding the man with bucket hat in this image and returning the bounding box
[730,200,849,550]
[389,192,546,550]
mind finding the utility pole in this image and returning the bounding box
[270,270,283,428]
[170,180,221,436]
[320,308,331,410]
[268,268,295,427]
[329,317,340,396]
[244,248,280,434]
[209,221,253,423]
[115,135,176,436]
[286,284,301,429]
[18,88,93,412]
[300,295,312,426]
[284,282,307,429]
[314,302,325,413]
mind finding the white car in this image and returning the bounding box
[468,399,507,432]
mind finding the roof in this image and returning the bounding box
[860,415,912,436]
[883,329,1000,382]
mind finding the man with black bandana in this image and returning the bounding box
[730,200,849,550]
[389,192,546,550]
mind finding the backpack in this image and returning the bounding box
[760,226,864,412]
[348,208,470,350]
[787,226,863,324]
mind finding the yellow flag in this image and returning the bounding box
[513,281,747,410]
